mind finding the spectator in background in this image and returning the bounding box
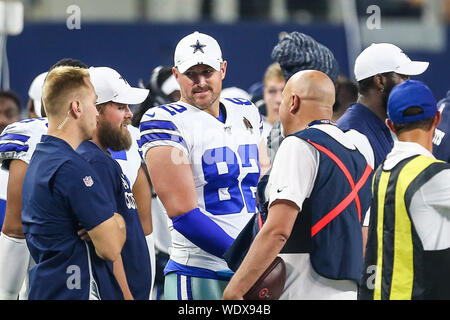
[332,76,358,122]
[261,62,285,141]
[257,62,285,176]
[432,90,450,162]
[0,90,21,134]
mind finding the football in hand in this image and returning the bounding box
[243,256,286,300]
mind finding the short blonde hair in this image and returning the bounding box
[42,66,90,117]
[263,62,284,86]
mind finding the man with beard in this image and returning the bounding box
[77,66,152,299]
[337,43,429,170]
[140,31,263,300]
[22,66,129,299]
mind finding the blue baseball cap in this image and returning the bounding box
[387,80,438,124]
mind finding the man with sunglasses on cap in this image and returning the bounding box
[140,31,263,300]
[360,80,450,300]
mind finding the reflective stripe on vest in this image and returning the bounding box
[373,155,442,300]
[307,139,373,237]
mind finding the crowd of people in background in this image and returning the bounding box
[0,29,449,300]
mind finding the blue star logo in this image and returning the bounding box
[190,40,206,54]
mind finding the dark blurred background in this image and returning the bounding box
[1,0,449,117]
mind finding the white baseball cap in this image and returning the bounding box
[354,43,429,81]
[28,71,48,117]
[161,74,180,96]
[174,31,223,73]
[88,67,149,105]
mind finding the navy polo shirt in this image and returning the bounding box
[433,92,450,162]
[77,140,151,300]
[22,135,123,300]
[337,103,394,169]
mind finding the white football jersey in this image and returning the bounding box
[140,98,262,271]
[0,118,48,231]
[0,118,48,170]
[109,125,143,190]
[0,169,7,226]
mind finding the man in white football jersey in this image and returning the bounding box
[140,31,263,300]
[0,60,154,299]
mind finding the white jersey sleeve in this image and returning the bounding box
[0,118,48,170]
[267,136,319,210]
[139,104,190,159]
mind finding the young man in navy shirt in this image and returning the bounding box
[21,66,130,299]
[77,66,152,299]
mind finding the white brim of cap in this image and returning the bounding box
[161,75,180,96]
[176,58,221,74]
[33,99,42,117]
[98,87,149,105]
[396,61,429,77]
[355,60,430,81]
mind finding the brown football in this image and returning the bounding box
[243,256,286,300]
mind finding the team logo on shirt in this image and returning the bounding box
[120,174,130,190]
[83,176,94,187]
[243,117,253,134]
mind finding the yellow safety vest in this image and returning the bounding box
[359,155,450,300]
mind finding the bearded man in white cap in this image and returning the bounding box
[76,66,152,299]
[140,31,264,300]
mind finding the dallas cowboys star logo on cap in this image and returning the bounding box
[190,40,206,54]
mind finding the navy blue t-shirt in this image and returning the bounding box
[337,103,394,169]
[433,91,450,162]
[22,135,123,300]
[77,140,151,300]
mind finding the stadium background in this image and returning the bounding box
[1,0,450,117]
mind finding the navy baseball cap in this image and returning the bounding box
[387,80,438,124]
